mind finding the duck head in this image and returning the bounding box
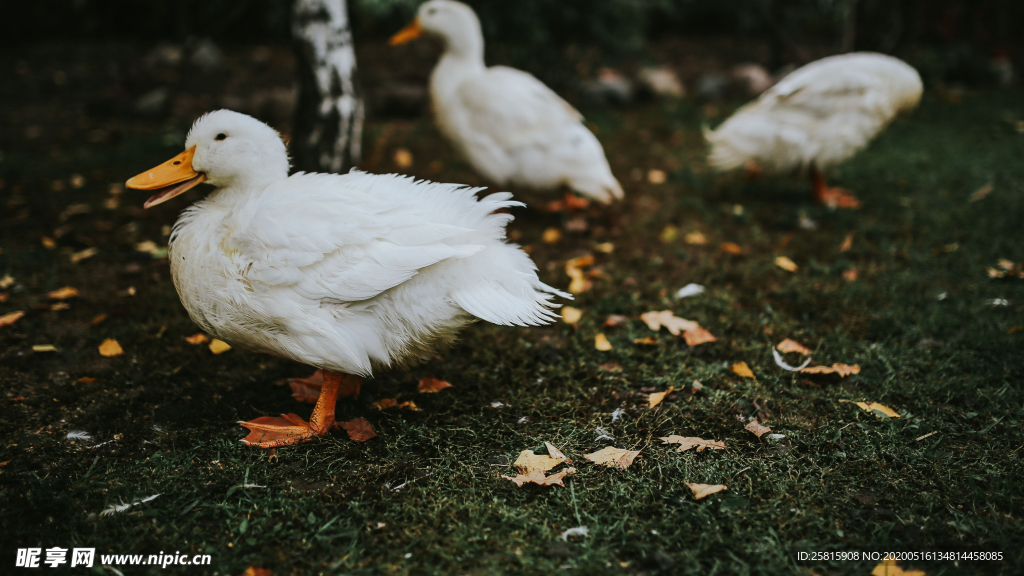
[127,110,289,208]
[390,0,483,59]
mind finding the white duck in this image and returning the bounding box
[704,52,922,208]
[125,110,568,448]
[390,0,623,204]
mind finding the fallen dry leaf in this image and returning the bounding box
[372,398,419,411]
[871,559,925,576]
[542,228,562,244]
[584,446,640,469]
[0,292,8,302]
[776,339,811,355]
[839,234,853,252]
[968,183,993,203]
[987,259,1024,279]
[640,310,698,335]
[730,362,755,379]
[842,400,901,418]
[50,302,70,311]
[685,231,708,245]
[98,339,123,357]
[595,333,612,351]
[0,311,25,328]
[185,333,209,345]
[775,256,798,272]
[76,377,98,384]
[393,148,413,169]
[90,313,108,325]
[603,314,629,327]
[501,467,576,487]
[659,224,678,243]
[660,436,726,453]
[683,326,717,346]
[745,418,771,438]
[544,441,567,460]
[418,377,453,393]
[801,363,860,377]
[240,567,272,576]
[720,242,743,255]
[843,268,859,281]
[647,169,667,184]
[47,286,79,300]
[565,254,595,294]
[648,387,675,409]
[338,417,376,441]
[0,275,14,289]
[33,344,58,352]
[561,306,583,324]
[594,242,614,254]
[70,247,98,264]
[208,339,231,354]
[633,336,657,345]
[686,482,727,500]
[512,449,565,474]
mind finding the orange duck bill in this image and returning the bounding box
[126,146,207,208]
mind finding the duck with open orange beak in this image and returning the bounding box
[126,145,207,209]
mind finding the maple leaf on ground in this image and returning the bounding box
[98,339,123,357]
[185,333,209,345]
[841,400,901,418]
[745,418,771,438]
[338,417,376,441]
[511,449,565,474]
[561,306,583,324]
[594,333,612,351]
[584,446,641,469]
[209,339,231,354]
[776,339,811,355]
[640,310,698,335]
[47,286,79,300]
[648,387,675,409]
[730,362,755,379]
[544,442,568,460]
[775,256,798,272]
[501,467,576,487]
[801,363,860,377]
[0,311,25,328]
[660,436,726,453]
[686,482,727,500]
[418,377,453,393]
[871,559,925,576]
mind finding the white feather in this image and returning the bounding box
[706,52,923,174]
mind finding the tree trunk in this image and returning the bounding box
[291,0,364,174]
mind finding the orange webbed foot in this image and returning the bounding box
[239,414,319,448]
[286,370,362,403]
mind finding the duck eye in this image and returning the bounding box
[427,8,436,15]
[173,161,181,165]
[215,133,227,141]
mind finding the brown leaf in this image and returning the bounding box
[584,446,640,469]
[0,311,25,328]
[90,313,108,325]
[968,183,993,203]
[418,377,453,393]
[685,231,708,245]
[208,339,231,354]
[544,441,567,460]
[745,418,771,438]
[660,436,727,453]
[512,449,565,474]
[801,363,860,377]
[599,362,622,372]
[372,398,419,411]
[843,268,858,281]
[98,338,123,357]
[76,376,98,384]
[338,417,376,441]
[542,228,562,244]
[647,387,675,409]
[839,234,853,252]
[640,310,698,336]
[776,339,811,355]
[632,336,657,345]
[730,361,755,379]
[775,256,798,272]
[47,286,79,300]
[185,333,209,345]
[240,567,272,576]
[0,292,8,302]
[870,559,926,576]
[842,400,901,418]
[70,247,98,264]
[561,306,583,324]
[686,482,727,500]
[502,466,576,487]
[565,254,595,294]
[603,314,630,327]
[594,333,612,351]
[720,242,743,255]
[683,326,717,347]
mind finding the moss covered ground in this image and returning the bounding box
[1,70,1023,575]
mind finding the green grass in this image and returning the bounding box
[1,89,1023,575]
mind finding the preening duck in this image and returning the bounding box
[126,110,568,448]
[704,52,923,208]
[390,0,624,204]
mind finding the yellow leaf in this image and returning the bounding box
[683,326,716,347]
[842,400,901,418]
[647,169,667,184]
[686,482,727,500]
[512,450,565,474]
[659,224,678,243]
[968,183,993,203]
[41,237,56,249]
[544,442,567,460]
[801,363,860,377]
[0,311,25,328]
[775,256,798,272]
[745,418,771,438]
[33,344,58,352]
[648,387,675,409]
[594,242,615,254]
[660,436,726,453]
[594,333,612,351]
[90,313,108,325]
[730,361,755,379]
[417,377,453,393]
[98,338,123,357]
[185,333,209,345]
[502,467,576,487]
[135,240,160,254]
[776,339,811,355]
[47,286,79,300]
[839,234,853,252]
[393,148,413,169]
[561,306,583,324]
[633,336,657,345]
[372,398,419,411]
[685,231,707,245]
[584,446,640,469]
[70,247,98,264]
[720,242,743,255]
[208,339,231,354]
[542,228,562,244]
[565,254,594,294]
[640,310,698,336]
[871,559,926,576]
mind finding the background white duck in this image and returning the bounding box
[125,110,568,448]
[390,0,624,204]
[704,52,923,208]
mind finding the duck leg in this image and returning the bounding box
[810,166,861,209]
[285,369,362,404]
[239,371,361,448]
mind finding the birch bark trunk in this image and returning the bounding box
[291,0,364,173]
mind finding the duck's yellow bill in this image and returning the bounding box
[389,18,423,45]
[126,146,207,209]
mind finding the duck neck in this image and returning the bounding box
[205,169,288,207]
[433,38,485,101]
